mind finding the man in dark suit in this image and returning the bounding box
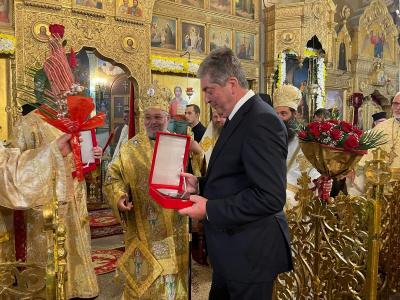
[185,104,206,142]
[179,48,293,300]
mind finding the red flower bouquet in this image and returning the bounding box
[37,96,105,181]
[49,24,65,38]
[21,24,105,181]
[297,119,386,201]
[298,119,385,153]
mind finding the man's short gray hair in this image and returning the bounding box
[197,48,248,89]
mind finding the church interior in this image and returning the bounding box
[0,0,400,299]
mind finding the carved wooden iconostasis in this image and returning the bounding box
[0,0,157,207]
[151,0,261,126]
[351,0,399,129]
[265,0,399,127]
[0,0,261,207]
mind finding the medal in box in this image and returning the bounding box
[149,132,193,209]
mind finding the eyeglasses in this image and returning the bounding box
[392,102,400,107]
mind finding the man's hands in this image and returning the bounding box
[117,194,132,211]
[93,146,103,160]
[56,134,103,160]
[178,195,207,220]
[181,172,199,194]
[56,134,73,157]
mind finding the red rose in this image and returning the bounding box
[308,121,319,129]
[298,130,307,139]
[330,128,342,140]
[329,119,339,125]
[310,126,321,138]
[341,121,353,133]
[353,127,363,137]
[344,135,359,149]
[320,122,333,132]
[49,24,65,38]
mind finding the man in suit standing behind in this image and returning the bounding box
[179,48,293,300]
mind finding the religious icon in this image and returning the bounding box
[122,36,138,52]
[181,22,205,53]
[0,0,11,26]
[116,0,143,18]
[235,0,254,19]
[151,16,176,50]
[210,27,231,51]
[326,90,344,120]
[338,42,347,71]
[370,30,384,58]
[75,0,103,9]
[234,32,255,60]
[181,0,204,8]
[361,25,387,59]
[32,23,50,42]
[210,0,231,14]
[133,248,143,280]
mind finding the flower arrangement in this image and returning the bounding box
[297,119,386,202]
[297,119,386,153]
[150,54,201,75]
[20,24,105,180]
[0,33,16,55]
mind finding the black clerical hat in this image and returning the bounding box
[372,111,387,122]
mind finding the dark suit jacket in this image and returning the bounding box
[192,122,206,142]
[199,94,293,283]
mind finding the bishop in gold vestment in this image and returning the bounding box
[10,111,99,299]
[103,83,189,300]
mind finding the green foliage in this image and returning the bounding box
[358,130,388,150]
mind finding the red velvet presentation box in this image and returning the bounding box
[149,132,193,210]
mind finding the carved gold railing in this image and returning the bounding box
[0,175,66,299]
[273,148,396,299]
[378,171,400,298]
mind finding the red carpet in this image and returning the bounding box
[92,247,125,275]
[89,209,123,239]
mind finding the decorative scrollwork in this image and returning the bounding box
[0,262,46,299]
[274,173,370,299]
[379,179,400,298]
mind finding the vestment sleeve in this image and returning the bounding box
[0,141,67,209]
[103,149,129,224]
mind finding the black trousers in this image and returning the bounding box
[209,272,274,300]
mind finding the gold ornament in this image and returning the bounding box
[139,81,172,113]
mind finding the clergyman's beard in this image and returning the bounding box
[284,119,296,142]
[147,130,156,141]
[213,124,223,137]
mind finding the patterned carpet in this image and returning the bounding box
[92,247,125,275]
[191,261,212,300]
[89,209,123,239]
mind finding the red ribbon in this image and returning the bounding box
[36,95,105,181]
[313,175,332,202]
[13,211,26,262]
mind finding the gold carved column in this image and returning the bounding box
[0,58,10,141]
